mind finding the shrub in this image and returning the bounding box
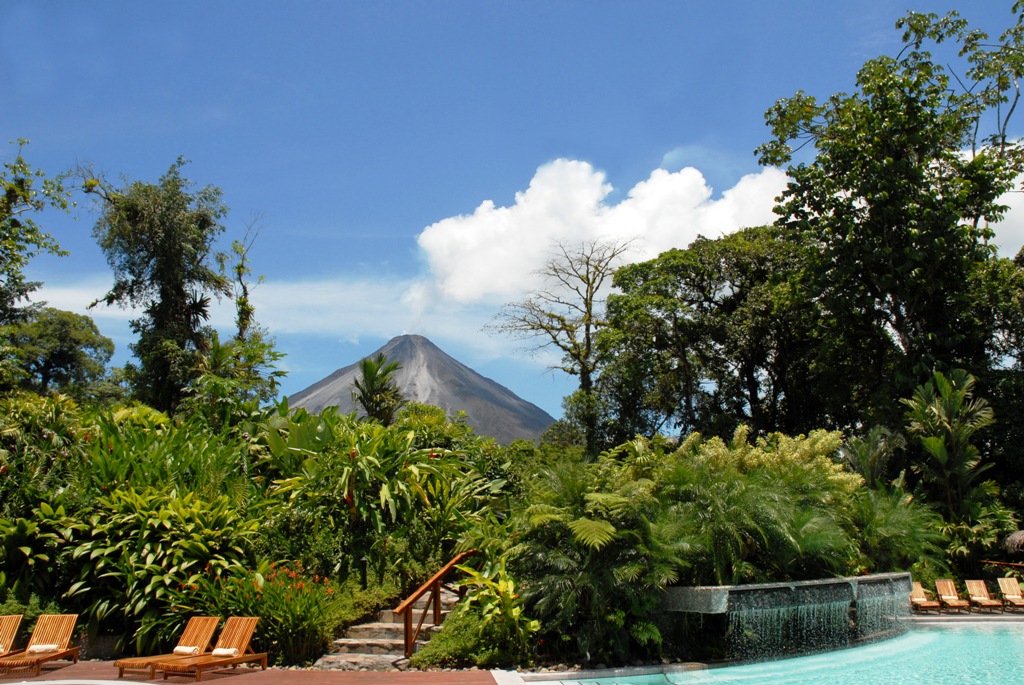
[0,392,87,519]
[454,557,538,666]
[173,562,345,666]
[63,488,258,651]
[0,591,62,647]
[408,608,499,669]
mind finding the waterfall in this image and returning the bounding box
[726,583,853,660]
[663,573,913,663]
[854,578,910,642]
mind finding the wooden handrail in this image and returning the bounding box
[982,560,1024,569]
[393,549,478,657]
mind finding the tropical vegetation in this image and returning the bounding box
[4,2,1024,671]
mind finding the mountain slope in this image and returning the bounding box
[288,335,554,444]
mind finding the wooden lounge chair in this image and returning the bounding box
[935,579,971,613]
[965,580,1003,612]
[910,581,940,613]
[114,616,220,679]
[155,616,266,682]
[0,615,22,657]
[998,576,1024,612]
[0,614,79,676]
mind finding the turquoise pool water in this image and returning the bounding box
[563,624,1024,685]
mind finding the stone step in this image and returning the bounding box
[338,622,442,646]
[333,637,410,655]
[410,590,461,609]
[376,607,452,625]
[314,653,409,672]
[345,622,406,640]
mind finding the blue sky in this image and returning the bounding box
[3,1,1023,418]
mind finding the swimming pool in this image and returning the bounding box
[560,624,1024,685]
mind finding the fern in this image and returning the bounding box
[567,517,616,549]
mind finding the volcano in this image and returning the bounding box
[288,335,555,444]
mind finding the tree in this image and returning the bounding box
[4,307,114,400]
[902,369,995,518]
[604,226,854,438]
[488,239,631,453]
[352,353,405,426]
[0,140,70,325]
[85,158,230,413]
[756,7,1024,402]
[183,216,285,425]
[901,368,1018,572]
[181,330,285,428]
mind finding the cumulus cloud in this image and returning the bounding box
[40,158,1024,352]
[37,160,791,346]
[417,160,788,305]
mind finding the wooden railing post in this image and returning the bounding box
[432,580,442,624]
[392,550,478,658]
[403,606,413,658]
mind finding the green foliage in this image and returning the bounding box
[2,308,115,401]
[849,486,945,574]
[757,8,1024,410]
[0,505,68,601]
[939,484,1018,574]
[80,411,257,506]
[664,427,861,584]
[0,392,88,519]
[500,428,905,664]
[62,488,258,649]
[395,402,476,451]
[454,557,539,666]
[87,157,230,413]
[840,426,907,487]
[352,353,405,426]
[606,226,833,438]
[0,140,70,326]
[408,606,498,669]
[510,440,691,663]
[271,413,503,582]
[902,369,996,518]
[170,562,345,666]
[181,330,285,429]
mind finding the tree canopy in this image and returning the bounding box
[3,307,114,400]
[86,158,230,413]
[757,7,1024,396]
[0,140,70,325]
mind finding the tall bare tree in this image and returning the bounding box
[488,239,631,453]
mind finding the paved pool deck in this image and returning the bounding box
[3,614,1021,685]
[0,659,514,685]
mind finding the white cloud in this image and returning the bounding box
[43,159,1024,353]
[416,160,788,304]
[34,160,791,348]
[992,189,1024,257]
